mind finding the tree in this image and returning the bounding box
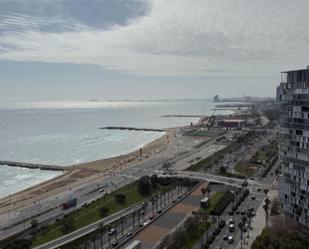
[99,207,109,217]
[241,180,249,189]
[99,223,104,249]
[132,210,136,227]
[61,216,75,232]
[263,198,271,228]
[138,176,152,195]
[6,239,32,249]
[150,174,158,187]
[264,188,269,196]
[120,216,125,235]
[31,219,38,229]
[114,194,126,204]
[241,216,248,244]
[238,221,244,249]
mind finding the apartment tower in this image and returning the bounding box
[277,66,309,227]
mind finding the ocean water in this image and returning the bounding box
[0,100,230,198]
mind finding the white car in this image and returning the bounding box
[143,220,150,226]
[228,236,234,243]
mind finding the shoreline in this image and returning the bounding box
[0,128,175,212]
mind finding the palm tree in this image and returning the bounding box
[241,180,248,189]
[241,216,247,244]
[238,221,244,249]
[93,234,96,249]
[99,223,104,249]
[120,217,125,236]
[264,188,269,196]
[132,210,136,227]
[151,197,155,213]
[107,225,112,245]
[246,208,254,238]
[115,224,118,242]
[263,198,271,228]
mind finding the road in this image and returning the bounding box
[0,128,230,241]
[0,127,277,249]
[34,187,189,249]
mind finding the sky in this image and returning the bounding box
[0,0,309,102]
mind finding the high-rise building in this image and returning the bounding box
[277,66,309,227]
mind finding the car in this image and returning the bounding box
[112,242,119,247]
[149,213,155,220]
[143,220,150,226]
[228,235,234,243]
[99,188,104,193]
[257,188,261,192]
[108,228,116,236]
[126,232,133,237]
[241,210,246,215]
[229,224,235,232]
[251,195,256,200]
[229,218,234,224]
[173,199,177,203]
[235,211,240,215]
[223,235,228,240]
[158,209,162,214]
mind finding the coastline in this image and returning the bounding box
[0,128,174,212]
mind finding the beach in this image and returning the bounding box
[0,128,174,213]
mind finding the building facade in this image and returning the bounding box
[277,66,309,227]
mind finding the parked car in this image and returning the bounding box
[143,220,150,226]
[223,235,228,240]
[126,231,133,237]
[108,228,116,236]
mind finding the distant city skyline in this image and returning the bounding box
[1,0,309,101]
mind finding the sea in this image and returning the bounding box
[0,99,231,198]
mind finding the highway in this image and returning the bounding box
[34,187,189,249]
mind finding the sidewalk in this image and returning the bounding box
[235,189,277,249]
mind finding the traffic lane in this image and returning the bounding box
[210,192,264,249]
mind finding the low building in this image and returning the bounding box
[218,119,246,129]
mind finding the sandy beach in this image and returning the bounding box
[0,128,175,213]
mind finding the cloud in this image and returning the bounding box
[0,0,308,77]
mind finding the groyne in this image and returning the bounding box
[99,126,164,132]
[0,161,67,171]
[162,115,204,118]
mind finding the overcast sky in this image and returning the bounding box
[0,0,308,102]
